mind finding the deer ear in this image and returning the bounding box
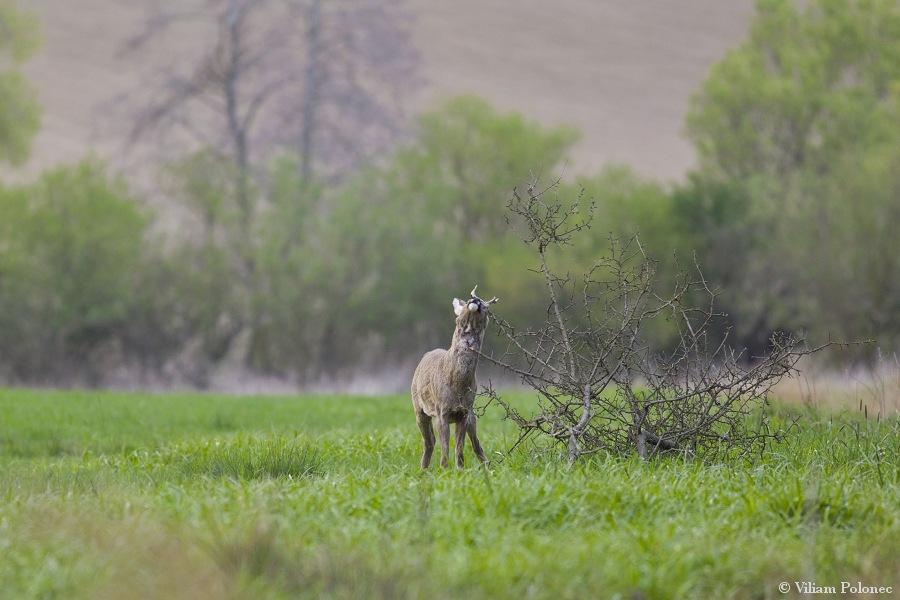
[452,298,466,316]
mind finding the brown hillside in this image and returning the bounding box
[20,0,753,182]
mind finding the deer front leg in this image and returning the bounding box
[416,411,435,469]
[455,421,467,469]
[466,413,487,463]
[436,415,451,470]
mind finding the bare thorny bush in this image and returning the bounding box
[481,178,839,462]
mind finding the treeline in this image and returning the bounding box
[1,0,899,387]
[0,93,895,387]
[0,97,584,386]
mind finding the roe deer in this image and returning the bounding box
[411,286,497,469]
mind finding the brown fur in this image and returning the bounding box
[411,294,494,469]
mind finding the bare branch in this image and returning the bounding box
[111,0,421,181]
[485,175,851,462]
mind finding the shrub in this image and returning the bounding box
[0,160,148,384]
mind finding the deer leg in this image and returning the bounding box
[436,415,451,470]
[455,421,467,469]
[416,411,435,469]
[466,414,487,463]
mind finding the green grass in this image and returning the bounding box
[1,388,898,599]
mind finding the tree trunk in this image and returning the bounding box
[299,0,322,179]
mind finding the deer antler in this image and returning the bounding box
[470,285,498,304]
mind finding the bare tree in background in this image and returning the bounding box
[106,0,419,384]
[118,0,420,198]
[482,178,838,462]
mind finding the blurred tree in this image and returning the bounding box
[247,97,579,378]
[121,0,419,205]
[571,166,676,260]
[687,0,900,182]
[248,157,330,376]
[0,0,42,166]
[487,167,693,354]
[393,95,579,242]
[566,166,684,349]
[113,0,420,381]
[670,174,798,353]
[143,147,258,385]
[382,97,579,345]
[797,102,900,349]
[0,161,148,384]
[683,0,900,355]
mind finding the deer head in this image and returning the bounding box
[453,285,499,317]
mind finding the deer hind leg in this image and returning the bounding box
[455,420,467,469]
[416,411,435,469]
[466,413,487,463]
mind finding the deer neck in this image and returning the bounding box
[449,324,484,376]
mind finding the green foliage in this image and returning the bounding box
[3,0,898,385]
[165,149,243,236]
[0,1,41,60]
[565,165,682,288]
[572,166,673,250]
[249,158,329,374]
[130,2,900,380]
[794,127,900,348]
[670,174,799,351]
[544,166,687,350]
[0,390,898,599]
[0,160,148,382]
[0,95,585,385]
[401,95,580,240]
[127,148,279,385]
[686,0,900,180]
[0,1,41,166]
[244,97,580,377]
[683,0,900,355]
[0,71,41,166]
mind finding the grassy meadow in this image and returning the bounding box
[1,388,898,599]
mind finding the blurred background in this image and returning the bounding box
[0,0,897,392]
